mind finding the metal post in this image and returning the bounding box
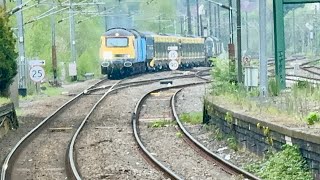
[69,0,77,80]
[217,5,220,39]
[260,0,268,98]
[293,9,296,54]
[17,0,27,96]
[209,2,213,36]
[187,0,192,35]
[229,0,234,43]
[174,19,177,35]
[51,2,58,86]
[158,15,161,33]
[236,0,242,83]
[196,0,200,36]
[104,7,108,31]
[246,12,249,51]
[180,16,184,35]
[273,0,286,90]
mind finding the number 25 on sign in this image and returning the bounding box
[29,66,45,82]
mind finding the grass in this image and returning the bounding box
[40,83,63,97]
[42,86,63,97]
[148,119,175,128]
[210,57,320,125]
[0,97,11,105]
[179,112,203,124]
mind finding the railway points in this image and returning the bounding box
[2,0,320,179]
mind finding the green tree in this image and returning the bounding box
[0,8,18,97]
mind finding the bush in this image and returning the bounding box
[245,145,313,180]
[0,8,18,97]
[305,112,320,125]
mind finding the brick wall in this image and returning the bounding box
[204,98,320,179]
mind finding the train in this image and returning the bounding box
[99,27,221,79]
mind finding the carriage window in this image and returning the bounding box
[106,37,128,47]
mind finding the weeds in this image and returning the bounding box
[210,57,320,125]
[227,136,238,151]
[179,112,202,124]
[245,145,313,180]
[305,112,320,125]
[148,120,174,128]
[0,97,11,105]
[176,131,183,138]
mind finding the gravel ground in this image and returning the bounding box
[139,88,235,180]
[75,77,206,180]
[10,87,104,179]
[175,85,262,173]
[0,79,101,173]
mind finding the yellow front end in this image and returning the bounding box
[99,35,136,62]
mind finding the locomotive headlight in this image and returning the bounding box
[124,54,130,58]
[103,51,113,60]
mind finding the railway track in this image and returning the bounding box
[132,79,259,179]
[1,69,211,180]
[1,77,112,180]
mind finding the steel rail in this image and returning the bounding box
[89,71,211,92]
[1,70,209,180]
[171,89,260,180]
[67,80,121,179]
[132,81,209,180]
[67,71,210,179]
[0,77,108,180]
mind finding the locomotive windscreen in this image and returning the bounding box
[106,37,128,47]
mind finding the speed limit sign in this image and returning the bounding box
[169,60,179,70]
[29,66,45,82]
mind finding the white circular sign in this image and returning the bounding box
[169,60,179,71]
[168,50,178,60]
[29,66,45,82]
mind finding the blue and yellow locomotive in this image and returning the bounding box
[99,27,220,78]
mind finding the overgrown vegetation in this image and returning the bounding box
[245,145,313,180]
[179,112,202,124]
[148,120,175,128]
[305,112,320,125]
[41,84,63,97]
[0,97,11,105]
[0,8,18,97]
[211,58,320,125]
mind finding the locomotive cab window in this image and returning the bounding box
[106,37,128,47]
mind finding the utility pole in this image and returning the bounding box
[51,2,58,86]
[293,9,296,54]
[186,0,192,35]
[104,6,108,31]
[217,5,220,39]
[196,0,200,36]
[246,12,249,51]
[174,19,177,35]
[236,0,242,83]
[259,0,268,98]
[17,0,27,96]
[180,16,184,35]
[229,0,234,43]
[69,0,77,81]
[158,15,161,33]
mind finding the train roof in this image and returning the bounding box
[104,28,134,36]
